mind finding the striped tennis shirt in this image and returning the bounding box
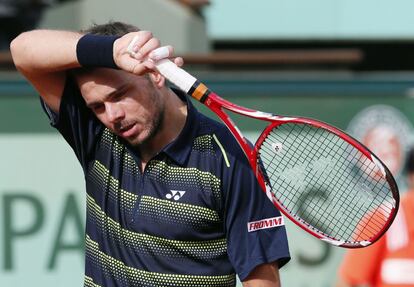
[41,76,290,287]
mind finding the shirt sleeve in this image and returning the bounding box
[40,75,103,170]
[222,146,291,281]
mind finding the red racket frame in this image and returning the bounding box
[204,91,399,248]
[151,56,399,248]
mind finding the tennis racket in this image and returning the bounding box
[132,45,399,248]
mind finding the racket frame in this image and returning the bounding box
[150,57,399,248]
[203,90,398,248]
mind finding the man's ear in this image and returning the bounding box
[149,72,165,89]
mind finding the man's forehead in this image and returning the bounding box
[74,69,154,105]
[75,68,126,84]
[75,69,148,92]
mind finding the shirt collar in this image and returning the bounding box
[162,88,200,166]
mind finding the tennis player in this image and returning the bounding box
[10,22,290,287]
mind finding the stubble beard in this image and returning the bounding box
[127,94,165,148]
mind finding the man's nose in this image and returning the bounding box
[106,103,124,123]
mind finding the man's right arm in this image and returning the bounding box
[10,30,82,113]
[10,29,175,113]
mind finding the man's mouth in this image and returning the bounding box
[117,123,137,138]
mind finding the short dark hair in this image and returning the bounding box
[82,21,140,36]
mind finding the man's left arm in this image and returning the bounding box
[242,262,280,287]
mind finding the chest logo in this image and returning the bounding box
[166,190,186,201]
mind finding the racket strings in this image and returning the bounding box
[323,148,376,238]
[258,123,395,244]
[303,132,347,228]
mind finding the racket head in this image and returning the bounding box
[254,117,399,248]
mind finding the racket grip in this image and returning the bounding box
[155,59,197,94]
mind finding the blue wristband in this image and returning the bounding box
[76,34,120,69]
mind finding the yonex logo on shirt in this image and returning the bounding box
[166,190,186,201]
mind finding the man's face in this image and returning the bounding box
[76,68,165,146]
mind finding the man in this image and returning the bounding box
[336,147,414,287]
[10,22,290,287]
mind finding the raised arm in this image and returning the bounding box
[10,30,82,112]
[10,29,172,113]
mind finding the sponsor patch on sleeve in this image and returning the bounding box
[248,216,285,232]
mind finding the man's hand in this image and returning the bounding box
[113,31,183,75]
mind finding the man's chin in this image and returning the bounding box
[123,132,152,147]
[123,136,143,147]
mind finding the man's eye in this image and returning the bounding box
[92,104,105,113]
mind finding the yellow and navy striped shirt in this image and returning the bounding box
[41,77,290,287]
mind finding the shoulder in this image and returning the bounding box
[197,112,247,156]
[191,112,252,176]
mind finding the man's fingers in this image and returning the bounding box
[126,31,154,57]
[143,60,156,71]
[137,38,161,60]
[126,35,139,56]
[149,46,174,62]
[125,34,180,76]
[173,57,184,67]
[131,60,156,75]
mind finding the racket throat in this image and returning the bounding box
[188,81,210,103]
